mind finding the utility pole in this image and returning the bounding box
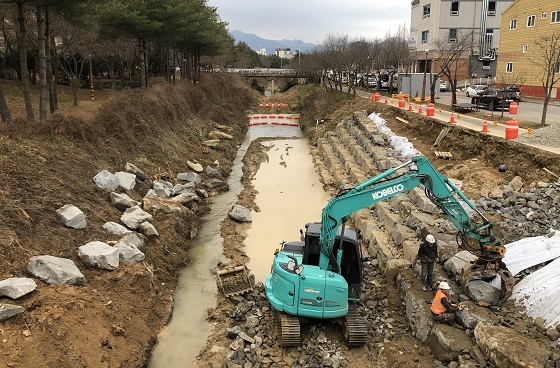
[421,50,428,101]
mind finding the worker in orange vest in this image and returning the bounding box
[430,281,464,324]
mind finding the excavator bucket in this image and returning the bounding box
[216,265,253,297]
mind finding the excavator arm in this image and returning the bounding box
[319,156,512,304]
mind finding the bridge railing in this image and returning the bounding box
[225,68,298,75]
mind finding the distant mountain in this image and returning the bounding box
[230,30,318,55]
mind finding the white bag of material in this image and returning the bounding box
[510,256,560,329]
[503,229,560,276]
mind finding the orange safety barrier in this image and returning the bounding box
[426,103,435,117]
[398,99,405,108]
[505,119,518,139]
[260,115,267,119]
[286,116,293,119]
[294,115,300,120]
[509,101,518,114]
[278,115,284,119]
[269,115,276,119]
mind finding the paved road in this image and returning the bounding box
[438,91,560,125]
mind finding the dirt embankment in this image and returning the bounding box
[0,75,255,368]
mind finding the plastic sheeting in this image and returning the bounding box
[503,229,560,276]
[510,256,560,329]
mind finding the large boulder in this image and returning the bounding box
[114,171,137,190]
[125,162,146,181]
[152,179,174,197]
[78,241,120,270]
[110,192,141,211]
[102,221,132,236]
[228,204,252,222]
[93,170,119,191]
[56,204,87,229]
[474,324,550,368]
[0,303,25,321]
[27,255,86,285]
[0,277,37,299]
[429,324,473,362]
[120,206,153,229]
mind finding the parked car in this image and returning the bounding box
[440,80,446,92]
[465,84,486,97]
[505,85,521,100]
[367,76,377,89]
[471,88,518,110]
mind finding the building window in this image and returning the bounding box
[488,1,496,15]
[541,12,547,19]
[423,4,431,18]
[451,1,459,16]
[552,11,560,23]
[523,44,528,53]
[509,19,517,29]
[556,62,560,74]
[527,15,536,27]
[506,62,513,73]
[449,29,457,42]
[422,31,429,43]
[482,61,491,70]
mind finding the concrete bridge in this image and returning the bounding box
[225,68,299,78]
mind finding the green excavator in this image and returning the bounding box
[265,155,514,346]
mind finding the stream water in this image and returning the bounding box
[149,124,328,366]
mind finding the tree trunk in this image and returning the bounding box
[45,6,56,113]
[541,88,551,125]
[139,37,147,89]
[0,83,13,126]
[36,0,48,120]
[16,0,35,121]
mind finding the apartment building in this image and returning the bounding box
[410,0,513,82]
[498,2,560,99]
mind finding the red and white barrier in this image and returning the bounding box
[247,114,300,126]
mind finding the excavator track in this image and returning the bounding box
[342,304,367,347]
[277,311,300,347]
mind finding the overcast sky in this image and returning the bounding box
[206,1,411,45]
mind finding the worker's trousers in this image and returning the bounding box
[421,261,434,289]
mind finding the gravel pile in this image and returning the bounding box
[476,181,560,241]
[517,122,560,148]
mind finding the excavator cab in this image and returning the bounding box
[302,222,362,301]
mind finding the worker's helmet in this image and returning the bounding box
[439,281,451,290]
[426,234,436,244]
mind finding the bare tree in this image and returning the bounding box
[434,30,473,104]
[379,24,410,94]
[528,30,560,125]
[0,82,13,125]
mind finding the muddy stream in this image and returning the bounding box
[149,124,329,366]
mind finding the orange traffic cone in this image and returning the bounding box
[482,119,489,132]
[449,113,456,123]
[408,104,413,111]
[418,105,423,114]
[384,98,388,104]
[367,93,371,100]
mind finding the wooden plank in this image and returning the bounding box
[395,117,410,125]
[543,167,560,179]
[434,151,453,159]
[433,127,450,147]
